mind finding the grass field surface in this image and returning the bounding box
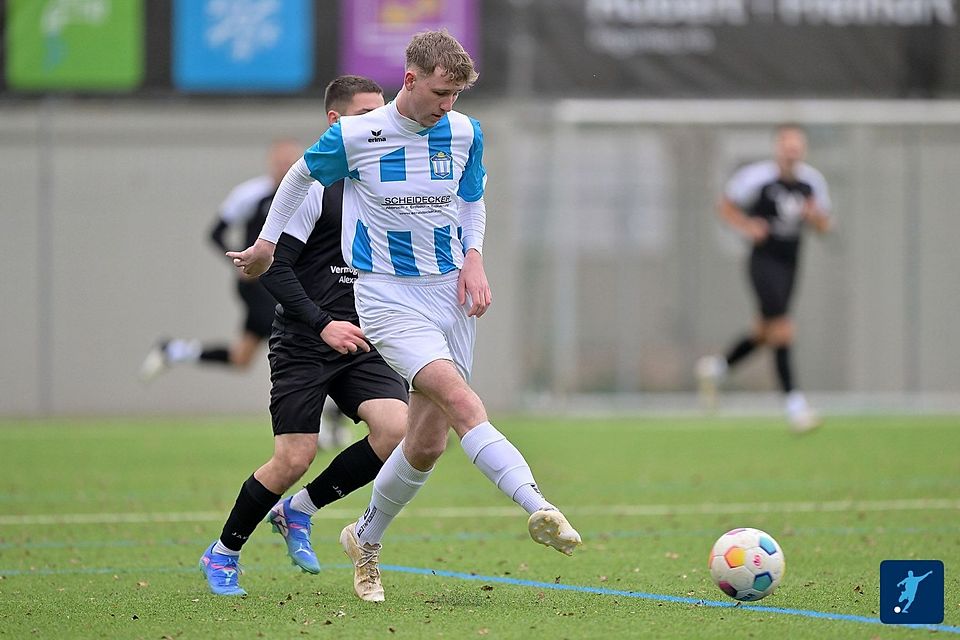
[1,415,958,639]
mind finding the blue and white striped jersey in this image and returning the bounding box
[303,100,485,276]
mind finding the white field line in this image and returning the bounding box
[0,498,957,526]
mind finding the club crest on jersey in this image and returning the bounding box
[430,151,452,179]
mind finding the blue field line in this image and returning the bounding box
[381,564,960,634]
[2,560,958,634]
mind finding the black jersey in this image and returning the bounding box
[259,181,357,342]
[725,160,831,262]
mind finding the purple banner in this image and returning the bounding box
[339,0,479,89]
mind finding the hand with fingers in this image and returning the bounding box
[226,238,276,277]
[458,249,492,318]
[321,321,372,355]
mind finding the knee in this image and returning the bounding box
[272,447,315,481]
[768,320,794,346]
[406,431,448,467]
[443,386,486,427]
[368,418,406,457]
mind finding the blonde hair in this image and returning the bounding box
[405,29,478,87]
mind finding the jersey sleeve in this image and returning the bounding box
[458,196,486,255]
[258,158,315,243]
[457,118,486,203]
[218,176,272,224]
[724,164,766,210]
[304,123,353,187]
[259,235,332,334]
[804,166,833,215]
[283,184,325,244]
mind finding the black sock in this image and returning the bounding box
[304,436,384,510]
[199,347,231,364]
[725,336,758,368]
[775,346,794,393]
[219,475,281,552]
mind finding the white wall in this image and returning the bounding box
[2,99,958,416]
[0,100,519,416]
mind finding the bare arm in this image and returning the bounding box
[803,197,834,234]
[719,196,768,243]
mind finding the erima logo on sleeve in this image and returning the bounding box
[880,560,944,624]
[368,130,386,143]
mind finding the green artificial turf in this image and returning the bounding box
[1,415,957,639]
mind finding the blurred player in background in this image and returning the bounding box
[229,30,582,603]
[139,139,299,380]
[137,138,349,448]
[199,76,410,597]
[697,124,833,433]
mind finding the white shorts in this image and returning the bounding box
[354,271,476,385]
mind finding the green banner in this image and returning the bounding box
[6,0,144,91]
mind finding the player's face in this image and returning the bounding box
[344,92,385,117]
[327,92,385,126]
[775,128,807,171]
[268,141,304,186]
[404,67,464,127]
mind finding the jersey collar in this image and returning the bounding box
[386,100,448,138]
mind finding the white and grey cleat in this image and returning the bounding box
[340,523,385,602]
[528,509,582,556]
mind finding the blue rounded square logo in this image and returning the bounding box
[880,560,944,625]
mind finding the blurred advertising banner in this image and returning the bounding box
[339,0,480,89]
[5,0,144,91]
[172,0,314,93]
[518,0,960,97]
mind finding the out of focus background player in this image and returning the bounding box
[137,137,349,447]
[697,124,833,432]
[139,139,300,381]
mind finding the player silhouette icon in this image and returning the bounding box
[897,570,933,613]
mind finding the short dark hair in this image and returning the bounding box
[324,75,383,113]
[405,29,478,87]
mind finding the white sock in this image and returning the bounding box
[290,489,318,516]
[355,442,431,545]
[785,391,808,415]
[213,540,239,557]
[460,421,553,515]
[166,339,202,364]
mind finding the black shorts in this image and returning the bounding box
[237,279,276,339]
[268,323,408,436]
[749,252,798,319]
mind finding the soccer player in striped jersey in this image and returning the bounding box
[229,30,581,602]
[200,76,411,597]
[697,124,834,433]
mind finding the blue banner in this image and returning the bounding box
[172,0,313,92]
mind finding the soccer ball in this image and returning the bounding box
[708,527,785,601]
